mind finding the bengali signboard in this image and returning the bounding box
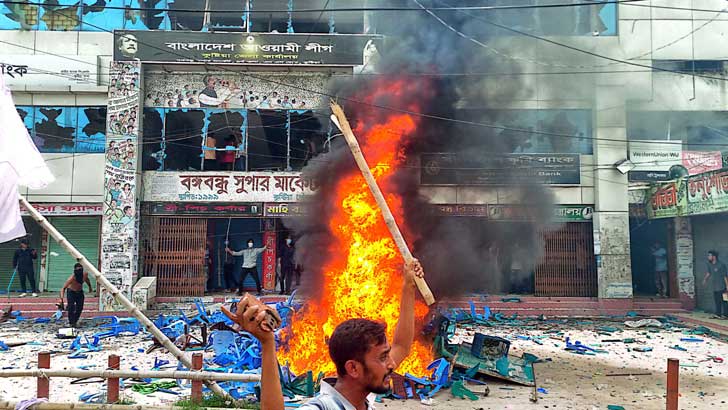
[143,202,262,216]
[114,30,381,66]
[1,55,101,89]
[682,151,722,176]
[20,203,102,216]
[142,171,315,203]
[686,169,728,216]
[645,179,687,219]
[421,153,580,185]
[263,202,310,217]
[431,204,592,222]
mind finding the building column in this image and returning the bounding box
[593,86,633,299]
[99,61,143,311]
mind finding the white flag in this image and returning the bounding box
[0,75,54,243]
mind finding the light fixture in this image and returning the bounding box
[614,159,635,174]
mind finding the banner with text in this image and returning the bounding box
[142,171,315,203]
[114,30,381,66]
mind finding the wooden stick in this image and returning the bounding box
[0,368,261,382]
[18,196,230,399]
[329,101,436,305]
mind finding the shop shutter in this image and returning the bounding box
[46,217,100,292]
[141,217,207,297]
[0,218,42,293]
[535,222,598,297]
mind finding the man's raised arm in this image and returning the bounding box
[391,259,424,367]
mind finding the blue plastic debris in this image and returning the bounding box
[680,337,704,343]
[0,341,8,351]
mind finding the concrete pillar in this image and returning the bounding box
[592,86,633,299]
[99,61,143,311]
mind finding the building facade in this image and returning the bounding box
[2,1,727,312]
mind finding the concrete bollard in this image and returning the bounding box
[191,353,203,402]
[667,358,679,410]
[107,354,121,403]
[37,352,51,399]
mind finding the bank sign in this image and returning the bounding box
[421,153,580,185]
[114,30,380,66]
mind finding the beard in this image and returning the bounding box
[363,367,392,395]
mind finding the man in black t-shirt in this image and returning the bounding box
[12,239,38,297]
[702,250,728,318]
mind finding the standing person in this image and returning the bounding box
[12,239,38,297]
[226,238,267,296]
[219,135,236,171]
[703,250,728,318]
[652,241,669,298]
[221,260,424,410]
[60,263,94,327]
[277,235,296,295]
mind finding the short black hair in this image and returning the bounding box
[247,238,254,243]
[328,319,387,377]
[19,238,29,245]
[709,250,719,258]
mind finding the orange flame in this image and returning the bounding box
[280,79,431,376]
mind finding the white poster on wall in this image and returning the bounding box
[1,55,101,89]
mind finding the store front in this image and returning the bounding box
[0,217,42,293]
[139,171,314,297]
[430,204,597,297]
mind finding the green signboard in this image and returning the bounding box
[686,169,728,216]
[645,179,687,219]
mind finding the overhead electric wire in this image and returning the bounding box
[0,0,649,14]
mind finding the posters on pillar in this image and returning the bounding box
[674,218,694,298]
[262,219,277,291]
[100,61,141,312]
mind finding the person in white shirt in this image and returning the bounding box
[222,260,425,410]
[226,238,268,295]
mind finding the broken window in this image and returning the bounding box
[209,0,249,31]
[81,0,126,32]
[33,106,77,152]
[163,108,205,170]
[77,106,108,152]
[18,106,107,153]
[0,1,40,30]
[167,0,206,31]
[142,108,165,171]
[38,0,81,31]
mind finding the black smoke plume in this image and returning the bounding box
[286,0,559,298]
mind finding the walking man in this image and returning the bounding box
[651,241,669,298]
[12,238,38,297]
[702,250,728,319]
[60,263,94,327]
[222,259,424,410]
[226,238,268,296]
[277,235,296,295]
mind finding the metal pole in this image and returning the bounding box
[18,196,230,399]
[37,351,50,399]
[107,355,120,404]
[667,358,679,410]
[0,369,260,382]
